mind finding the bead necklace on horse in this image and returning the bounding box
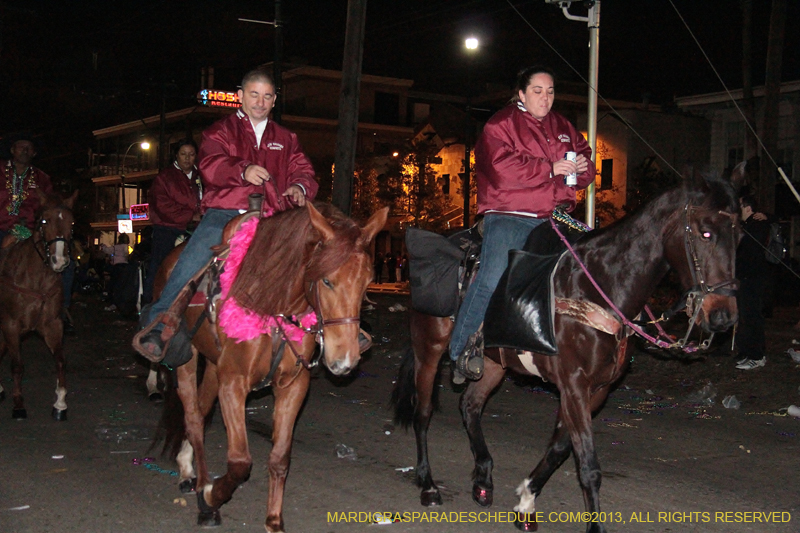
[0,190,77,420]
[155,202,386,532]
[393,169,741,533]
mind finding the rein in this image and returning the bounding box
[550,204,737,353]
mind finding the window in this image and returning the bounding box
[374,92,400,126]
[727,147,744,169]
[777,148,794,181]
[442,174,450,195]
[600,159,613,190]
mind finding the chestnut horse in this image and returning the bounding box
[156,202,387,532]
[392,175,740,532]
[0,190,77,420]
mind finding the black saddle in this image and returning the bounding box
[483,220,584,355]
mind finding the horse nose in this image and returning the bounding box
[708,307,736,331]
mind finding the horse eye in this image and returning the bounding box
[322,278,333,289]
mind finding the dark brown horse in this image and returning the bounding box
[393,175,741,532]
[157,202,386,532]
[0,190,77,420]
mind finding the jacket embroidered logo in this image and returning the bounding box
[267,142,284,150]
[558,134,571,143]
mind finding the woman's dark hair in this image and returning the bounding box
[515,65,557,94]
[174,138,198,157]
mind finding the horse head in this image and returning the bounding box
[306,203,388,375]
[36,189,77,273]
[664,168,741,333]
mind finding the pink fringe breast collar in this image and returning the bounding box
[217,215,317,343]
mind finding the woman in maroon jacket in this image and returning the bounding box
[451,65,595,383]
[142,139,202,303]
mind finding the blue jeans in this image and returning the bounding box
[142,225,184,304]
[144,208,239,325]
[449,214,545,360]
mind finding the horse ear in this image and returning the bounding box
[64,190,79,210]
[360,206,388,244]
[306,202,336,242]
[728,161,747,195]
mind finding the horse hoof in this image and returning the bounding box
[148,391,164,403]
[52,408,68,421]
[472,485,493,507]
[197,510,221,527]
[420,489,442,507]
[179,478,197,493]
[514,515,538,531]
[12,408,27,419]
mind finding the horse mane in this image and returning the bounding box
[227,202,366,317]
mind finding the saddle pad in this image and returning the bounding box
[484,249,564,355]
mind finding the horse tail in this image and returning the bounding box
[150,370,186,461]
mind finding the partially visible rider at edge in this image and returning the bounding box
[450,65,595,384]
[135,67,318,363]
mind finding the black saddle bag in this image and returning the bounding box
[483,219,585,355]
[406,226,481,317]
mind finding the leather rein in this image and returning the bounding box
[550,204,738,353]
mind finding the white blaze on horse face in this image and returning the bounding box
[51,240,68,271]
[54,381,67,411]
[177,440,196,481]
[514,478,536,514]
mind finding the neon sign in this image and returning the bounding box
[129,203,149,221]
[198,89,241,108]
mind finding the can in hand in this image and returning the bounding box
[564,151,577,186]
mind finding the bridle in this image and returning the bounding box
[271,278,362,371]
[551,203,739,353]
[674,205,739,348]
[34,210,72,270]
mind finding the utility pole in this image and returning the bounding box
[332,0,368,215]
[548,0,600,228]
[273,0,283,122]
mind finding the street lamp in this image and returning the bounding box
[463,37,479,228]
[119,141,150,211]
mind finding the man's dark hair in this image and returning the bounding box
[240,68,275,89]
[515,65,557,94]
[740,194,758,210]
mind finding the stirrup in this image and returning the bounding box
[454,331,484,382]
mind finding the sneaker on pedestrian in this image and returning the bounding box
[735,357,766,370]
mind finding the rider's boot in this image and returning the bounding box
[453,329,484,384]
[133,271,206,363]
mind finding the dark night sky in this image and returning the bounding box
[1,0,798,174]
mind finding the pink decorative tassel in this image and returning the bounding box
[218,213,317,343]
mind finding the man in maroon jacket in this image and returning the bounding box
[0,134,53,245]
[136,68,318,363]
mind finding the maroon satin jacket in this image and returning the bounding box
[475,105,595,217]
[198,110,318,213]
[149,163,202,230]
[0,160,53,232]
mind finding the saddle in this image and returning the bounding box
[483,220,585,355]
